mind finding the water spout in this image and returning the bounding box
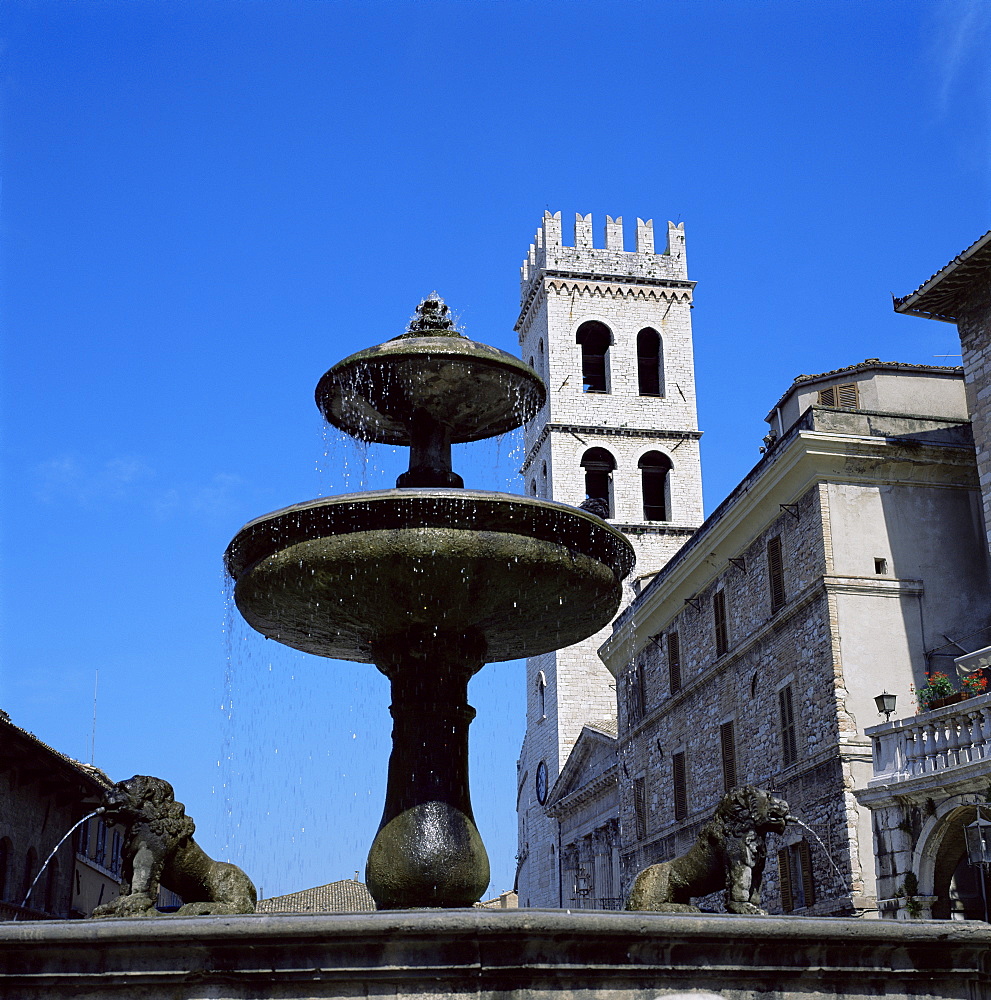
[16,807,106,919]
[788,815,846,882]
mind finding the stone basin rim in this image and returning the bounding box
[224,489,635,582]
[315,335,546,445]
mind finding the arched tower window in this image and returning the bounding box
[581,447,616,517]
[538,338,545,374]
[639,451,672,521]
[536,671,547,719]
[637,328,663,396]
[576,321,611,393]
[529,478,537,497]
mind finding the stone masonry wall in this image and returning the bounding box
[616,484,872,914]
[956,271,991,562]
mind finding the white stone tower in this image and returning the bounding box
[515,211,704,907]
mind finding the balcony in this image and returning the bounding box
[865,691,991,787]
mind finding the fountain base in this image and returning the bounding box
[1,910,987,999]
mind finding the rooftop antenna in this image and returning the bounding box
[90,669,98,764]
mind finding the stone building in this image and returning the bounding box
[515,211,704,907]
[598,361,991,916]
[0,712,117,919]
[852,232,991,920]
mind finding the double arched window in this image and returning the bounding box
[637,328,663,396]
[576,321,611,393]
[581,447,616,517]
[639,451,672,521]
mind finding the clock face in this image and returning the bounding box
[536,761,548,804]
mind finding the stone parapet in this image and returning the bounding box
[1,909,989,1000]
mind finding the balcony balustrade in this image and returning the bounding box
[867,692,991,786]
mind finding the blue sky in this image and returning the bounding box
[1,0,988,900]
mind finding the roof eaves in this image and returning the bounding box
[893,229,991,320]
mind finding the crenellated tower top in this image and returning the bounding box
[519,211,688,304]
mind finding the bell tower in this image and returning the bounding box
[515,211,703,906]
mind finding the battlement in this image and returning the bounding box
[520,211,688,302]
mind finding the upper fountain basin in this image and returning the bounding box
[315,333,546,445]
[224,490,635,663]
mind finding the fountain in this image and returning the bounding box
[223,293,635,908]
[2,294,988,998]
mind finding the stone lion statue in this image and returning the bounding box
[92,775,257,918]
[626,786,790,915]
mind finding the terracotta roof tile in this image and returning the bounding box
[255,879,376,913]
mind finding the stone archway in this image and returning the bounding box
[915,800,991,920]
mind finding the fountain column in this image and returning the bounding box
[367,629,489,908]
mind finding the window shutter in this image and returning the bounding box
[817,386,836,406]
[836,382,859,408]
[779,685,797,766]
[628,662,645,726]
[767,535,786,613]
[799,840,816,907]
[720,721,737,791]
[672,751,688,821]
[713,590,729,657]
[777,848,794,912]
[633,777,647,840]
[667,631,682,694]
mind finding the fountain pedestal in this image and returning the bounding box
[367,631,488,908]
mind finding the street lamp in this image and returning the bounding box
[965,810,991,868]
[875,691,897,722]
[965,806,991,923]
[574,864,591,897]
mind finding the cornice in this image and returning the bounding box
[516,270,695,334]
[600,427,977,670]
[545,763,619,818]
[521,424,702,473]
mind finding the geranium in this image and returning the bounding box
[962,673,989,696]
[916,671,955,711]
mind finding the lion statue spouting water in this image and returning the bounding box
[626,786,791,915]
[92,775,257,918]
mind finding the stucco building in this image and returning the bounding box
[851,231,991,920]
[0,712,119,919]
[598,361,990,916]
[515,211,704,907]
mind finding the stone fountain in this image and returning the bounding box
[3,295,988,998]
[223,293,635,909]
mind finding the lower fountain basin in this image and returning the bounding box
[225,490,635,662]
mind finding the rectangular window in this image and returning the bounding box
[767,535,786,614]
[817,382,859,409]
[633,776,647,840]
[713,590,729,657]
[95,821,107,866]
[667,631,682,694]
[672,751,688,821]
[76,819,90,858]
[628,661,646,726]
[874,557,888,575]
[720,720,737,791]
[779,684,798,766]
[778,841,815,912]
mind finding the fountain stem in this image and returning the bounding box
[396,408,463,489]
[366,630,489,909]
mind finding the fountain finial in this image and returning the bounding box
[401,292,462,339]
